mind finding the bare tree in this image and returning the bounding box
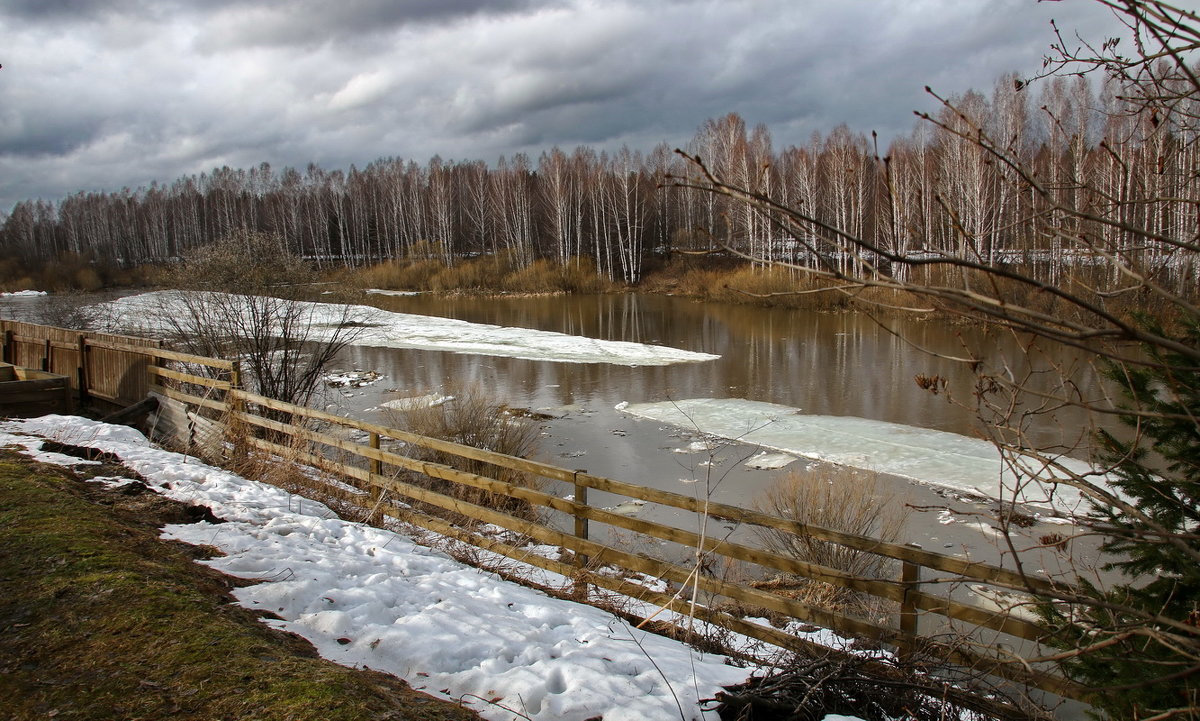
[151,230,369,408]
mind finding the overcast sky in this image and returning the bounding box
[0,0,1135,215]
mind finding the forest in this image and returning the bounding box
[2,70,1197,294]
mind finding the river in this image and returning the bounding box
[2,289,1108,577]
[315,292,1106,578]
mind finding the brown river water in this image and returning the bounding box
[322,292,1110,579]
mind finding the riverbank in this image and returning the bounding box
[0,448,481,721]
[1,251,1165,326]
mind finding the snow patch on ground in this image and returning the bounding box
[623,398,1106,515]
[0,289,48,296]
[101,291,720,367]
[0,415,750,721]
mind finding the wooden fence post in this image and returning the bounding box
[227,361,246,462]
[76,335,90,407]
[899,558,920,659]
[573,471,590,599]
[42,338,51,372]
[369,432,381,476]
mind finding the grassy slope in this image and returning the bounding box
[0,449,480,721]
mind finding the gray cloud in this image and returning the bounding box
[0,0,1135,214]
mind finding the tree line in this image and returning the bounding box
[3,69,1197,291]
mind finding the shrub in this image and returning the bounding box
[754,466,909,617]
[385,387,544,524]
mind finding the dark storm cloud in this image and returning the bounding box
[0,0,138,20]
[196,0,543,50]
[0,0,1137,214]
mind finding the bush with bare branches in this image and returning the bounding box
[385,387,545,524]
[754,467,909,618]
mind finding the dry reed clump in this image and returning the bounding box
[504,256,610,293]
[354,254,613,295]
[753,466,909,620]
[385,387,545,525]
[356,258,445,290]
[665,264,928,312]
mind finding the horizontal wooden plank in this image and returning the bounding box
[85,339,232,370]
[8,335,77,351]
[0,377,68,391]
[148,385,230,414]
[230,389,1070,596]
[236,423,1082,701]
[148,365,232,390]
[85,388,119,403]
[0,390,68,405]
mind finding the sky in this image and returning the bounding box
[0,0,1137,215]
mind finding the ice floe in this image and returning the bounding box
[100,291,719,367]
[622,398,1107,515]
[380,393,455,411]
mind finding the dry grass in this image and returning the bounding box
[647,262,930,312]
[353,255,614,295]
[384,387,545,525]
[754,466,910,619]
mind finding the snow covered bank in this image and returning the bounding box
[622,398,1104,515]
[0,415,750,721]
[101,291,720,366]
[0,289,48,297]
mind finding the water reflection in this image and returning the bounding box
[344,292,1104,450]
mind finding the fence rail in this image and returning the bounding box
[0,322,1092,706]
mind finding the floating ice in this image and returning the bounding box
[380,394,455,411]
[623,398,1106,515]
[364,288,423,296]
[744,452,797,470]
[101,291,719,367]
[324,369,383,388]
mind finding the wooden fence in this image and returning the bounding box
[0,320,163,409]
[1,322,1092,708]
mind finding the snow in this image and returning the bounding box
[100,291,720,367]
[0,289,48,296]
[623,398,1105,515]
[0,415,751,721]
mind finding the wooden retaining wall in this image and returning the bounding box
[0,363,73,417]
[0,321,163,409]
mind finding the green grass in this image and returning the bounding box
[0,450,480,721]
